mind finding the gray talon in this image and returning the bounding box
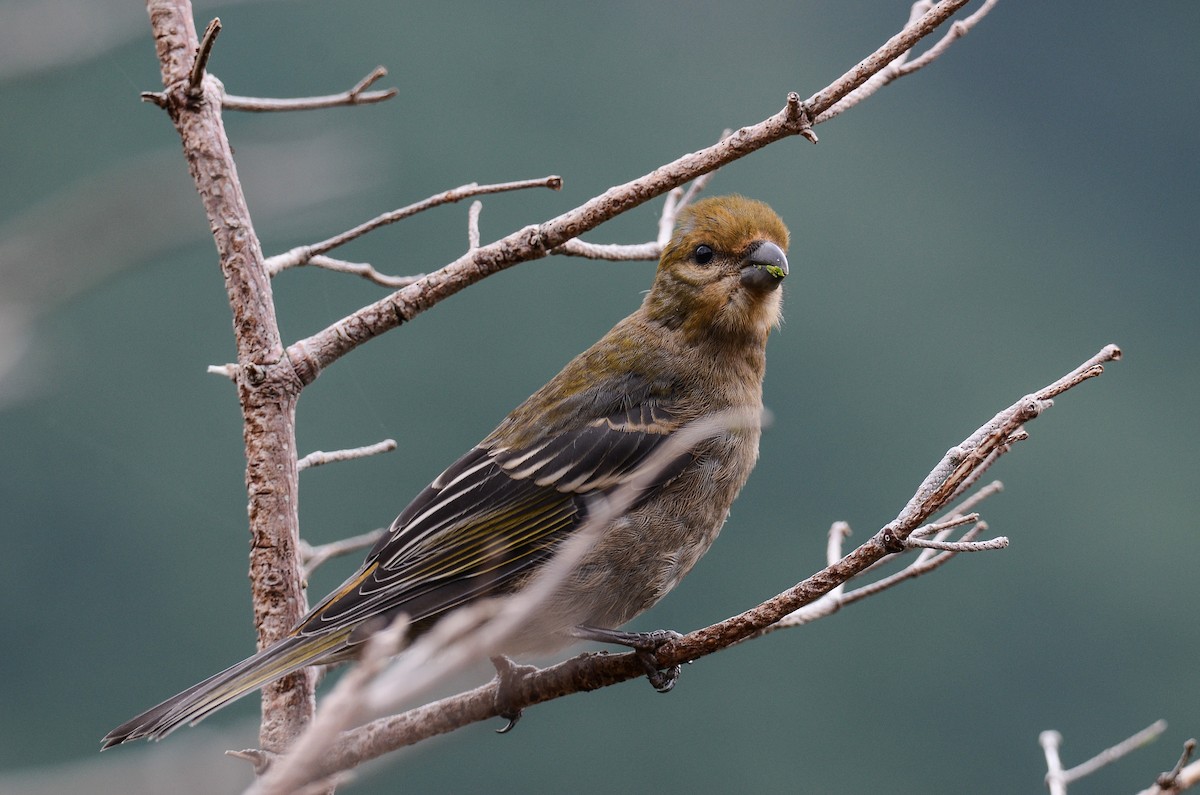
[572,625,685,692]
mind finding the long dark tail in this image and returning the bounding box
[101,628,353,749]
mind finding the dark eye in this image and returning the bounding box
[693,244,714,265]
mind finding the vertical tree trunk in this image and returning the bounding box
[145,0,312,752]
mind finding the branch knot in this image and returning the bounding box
[879,525,906,554]
[785,92,819,143]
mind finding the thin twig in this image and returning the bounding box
[1064,720,1169,783]
[467,201,482,250]
[763,521,854,629]
[937,479,1004,520]
[905,534,1007,552]
[674,163,721,219]
[1161,740,1198,785]
[817,0,1000,123]
[552,239,661,261]
[223,66,398,111]
[836,522,986,606]
[1042,730,1068,795]
[770,508,994,633]
[297,439,396,471]
[658,346,1121,663]
[1044,721,1168,792]
[910,512,980,538]
[207,363,238,380]
[188,17,221,96]
[300,256,425,289]
[265,176,562,275]
[910,480,1003,566]
[897,0,1001,76]
[1144,739,1200,795]
[300,529,386,578]
[552,134,723,261]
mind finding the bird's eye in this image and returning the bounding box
[693,245,714,265]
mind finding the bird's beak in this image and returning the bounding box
[739,241,789,291]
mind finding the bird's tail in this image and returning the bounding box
[101,627,353,749]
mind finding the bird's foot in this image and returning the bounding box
[490,655,537,733]
[571,626,684,693]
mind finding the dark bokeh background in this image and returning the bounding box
[1,1,1196,793]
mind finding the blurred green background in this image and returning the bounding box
[1,1,1196,793]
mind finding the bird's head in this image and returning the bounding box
[646,195,790,344]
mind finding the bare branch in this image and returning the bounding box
[467,201,482,251]
[769,489,1001,632]
[286,0,982,385]
[905,533,1007,552]
[283,255,425,289]
[909,512,980,538]
[264,176,563,275]
[897,0,1001,76]
[300,529,386,579]
[1041,730,1068,795]
[551,169,722,262]
[673,163,721,221]
[245,616,410,795]
[207,363,237,380]
[189,17,220,96]
[552,239,661,261]
[223,66,398,112]
[144,1,313,750]
[1165,740,1198,780]
[817,0,1000,123]
[1143,739,1200,795]
[933,479,1004,525]
[914,479,1005,574]
[297,439,396,472]
[902,512,1008,551]
[1066,721,1169,783]
[832,521,987,607]
[825,521,852,569]
[630,347,1118,662]
[1044,721,1169,792]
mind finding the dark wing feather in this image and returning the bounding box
[493,402,686,491]
[297,454,578,636]
[293,401,691,640]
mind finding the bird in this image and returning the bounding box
[102,194,790,748]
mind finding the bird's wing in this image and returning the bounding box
[294,402,690,638]
[491,401,684,492]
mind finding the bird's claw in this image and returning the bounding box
[490,655,535,734]
[572,626,684,693]
[496,712,522,734]
[640,654,682,693]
